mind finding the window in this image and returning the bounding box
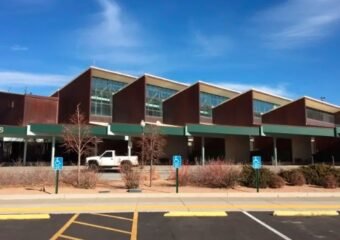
[306,108,335,123]
[200,92,227,117]
[253,99,279,118]
[146,85,177,117]
[90,77,126,116]
[101,152,112,158]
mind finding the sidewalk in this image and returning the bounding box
[0,192,339,214]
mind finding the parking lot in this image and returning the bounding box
[0,211,339,240]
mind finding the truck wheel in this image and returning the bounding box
[120,161,132,173]
[88,162,99,172]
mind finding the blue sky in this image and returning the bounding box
[1,0,340,105]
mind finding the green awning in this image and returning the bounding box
[186,124,260,137]
[262,124,336,137]
[0,125,26,137]
[109,123,185,136]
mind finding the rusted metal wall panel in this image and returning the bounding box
[112,76,146,124]
[0,92,25,125]
[23,95,58,124]
[336,112,340,124]
[262,98,306,126]
[56,69,91,123]
[213,91,254,126]
[163,83,200,125]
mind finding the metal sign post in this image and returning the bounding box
[252,156,262,193]
[172,155,182,193]
[53,157,63,194]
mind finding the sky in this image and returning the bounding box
[1,0,340,105]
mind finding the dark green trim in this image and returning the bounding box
[159,126,185,136]
[262,124,335,137]
[336,127,340,137]
[110,123,143,135]
[0,125,26,137]
[186,124,260,137]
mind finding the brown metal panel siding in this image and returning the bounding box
[262,98,306,126]
[57,69,91,123]
[163,83,200,125]
[23,96,58,125]
[336,112,340,124]
[112,76,146,124]
[212,91,254,126]
[0,92,25,125]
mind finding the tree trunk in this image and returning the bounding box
[77,153,81,186]
[149,158,153,187]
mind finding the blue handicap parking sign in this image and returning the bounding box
[54,157,63,171]
[172,155,182,169]
[252,156,262,169]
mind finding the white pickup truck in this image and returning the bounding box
[86,150,138,171]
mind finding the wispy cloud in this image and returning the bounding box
[193,31,232,57]
[256,0,340,49]
[11,45,29,51]
[0,71,70,88]
[76,0,158,68]
[79,0,139,49]
[216,82,292,98]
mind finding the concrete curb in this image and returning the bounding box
[0,192,340,200]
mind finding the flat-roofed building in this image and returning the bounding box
[112,74,187,124]
[53,66,136,124]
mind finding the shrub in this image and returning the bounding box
[0,167,54,188]
[168,165,191,186]
[121,169,142,189]
[240,165,274,188]
[269,175,285,188]
[300,164,338,186]
[322,175,338,189]
[289,170,306,186]
[141,167,160,181]
[191,161,240,188]
[280,169,305,186]
[61,169,99,189]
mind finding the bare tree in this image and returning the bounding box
[62,104,100,186]
[134,124,166,187]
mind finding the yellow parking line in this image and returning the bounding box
[0,214,50,220]
[74,220,131,235]
[91,213,133,221]
[130,210,138,240]
[273,210,339,217]
[60,234,83,240]
[50,214,79,240]
[164,211,227,217]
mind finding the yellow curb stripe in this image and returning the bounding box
[0,214,50,220]
[130,210,138,240]
[50,214,79,240]
[273,210,339,217]
[73,221,131,235]
[164,211,227,217]
[91,213,133,221]
[60,234,83,240]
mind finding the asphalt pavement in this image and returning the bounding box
[0,212,339,240]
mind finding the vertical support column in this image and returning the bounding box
[273,137,278,166]
[311,137,315,164]
[201,136,205,166]
[51,136,56,167]
[23,139,27,166]
[249,136,255,163]
[127,136,132,157]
